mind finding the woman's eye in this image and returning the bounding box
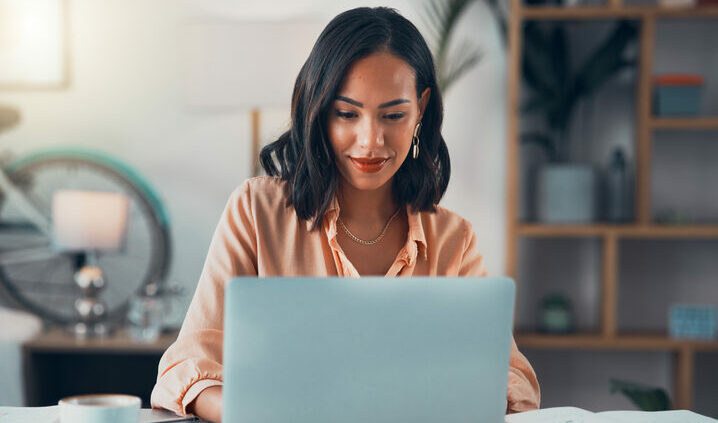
[384,113,405,121]
[335,110,357,119]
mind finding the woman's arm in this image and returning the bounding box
[187,386,223,423]
[151,182,259,418]
[458,222,541,414]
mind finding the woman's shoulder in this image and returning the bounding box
[229,176,291,212]
[231,176,285,196]
[423,204,472,229]
[417,204,474,242]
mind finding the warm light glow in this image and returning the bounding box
[0,0,64,86]
[52,190,130,251]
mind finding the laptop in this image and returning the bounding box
[222,276,515,423]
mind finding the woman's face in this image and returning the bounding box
[327,52,430,192]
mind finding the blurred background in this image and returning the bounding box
[0,0,717,417]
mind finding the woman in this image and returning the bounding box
[151,7,540,422]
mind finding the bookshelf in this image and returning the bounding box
[506,0,718,411]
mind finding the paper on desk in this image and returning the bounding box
[0,406,202,423]
[505,406,599,423]
[598,410,717,423]
[505,407,718,423]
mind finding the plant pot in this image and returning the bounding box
[537,164,598,224]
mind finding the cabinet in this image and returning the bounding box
[22,328,177,407]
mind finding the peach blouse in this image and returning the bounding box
[151,176,540,416]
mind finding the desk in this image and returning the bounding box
[22,328,178,407]
[0,406,206,422]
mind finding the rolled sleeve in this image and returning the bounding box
[506,337,541,413]
[182,378,224,414]
[458,221,541,414]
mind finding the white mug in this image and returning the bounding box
[58,394,141,423]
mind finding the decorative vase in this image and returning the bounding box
[539,293,573,334]
[537,164,598,224]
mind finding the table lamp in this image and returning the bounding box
[183,19,323,175]
[52,190,129,337]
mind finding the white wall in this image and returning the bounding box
[2,0,716,415]
[0,0,507,319]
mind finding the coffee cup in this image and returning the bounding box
[58,394,141,423]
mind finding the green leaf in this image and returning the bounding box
[549,26,568,87]
[422,0,481,93]
[610,379,673,411]
[522,22,562,96]
[484,0,508,47]
[574,21,638,99]
[520,132,557,161]
[441,40,482,91]
[522,95,554,114]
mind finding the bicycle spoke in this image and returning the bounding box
[12,280,77,295]
[0,246,64,266]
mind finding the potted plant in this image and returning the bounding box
[423,1,638,223]
[482,1,638,223]
[520,20,637,223]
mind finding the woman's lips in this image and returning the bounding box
[349,157,389,173]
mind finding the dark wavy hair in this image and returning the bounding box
[259,6,450,230]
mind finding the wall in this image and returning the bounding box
[3,0,714,414]
[0,1,506,334]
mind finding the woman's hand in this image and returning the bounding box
[187,385,222,423]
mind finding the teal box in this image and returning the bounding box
[669,304,716,340]
[654,85,702,116]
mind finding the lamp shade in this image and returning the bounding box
[183,19,324,109]
[52,190,129,251]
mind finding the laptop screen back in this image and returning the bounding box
[223,276,515,423]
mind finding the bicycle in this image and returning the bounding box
[0,105,172,328]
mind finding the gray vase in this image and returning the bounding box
[537,164,598,224]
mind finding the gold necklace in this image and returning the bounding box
[338,207,402,246]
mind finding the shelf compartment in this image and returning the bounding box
[516,238,604,334]
[618,239,718,335]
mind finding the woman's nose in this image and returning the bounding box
[357,118,383,150]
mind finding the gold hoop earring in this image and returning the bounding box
[412,122,422,159]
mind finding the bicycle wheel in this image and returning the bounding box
[0,148,171,325]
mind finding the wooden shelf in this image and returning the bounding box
[517,224,624,237]
[652,117,718,130]
[507,0,717,410]
[521,5,718,20]
[22,328,178,355]
[516,332,718,351]
[517,224,718,238]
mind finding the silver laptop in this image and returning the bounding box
[223,276,515,423]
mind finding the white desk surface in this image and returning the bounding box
[1,405,715,423]
[0,407,205,423]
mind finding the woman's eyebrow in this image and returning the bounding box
[335,96,410,108]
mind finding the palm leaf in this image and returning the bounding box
[484,0,508,47]
[574,21,638,99]
[422,0,481,93]
[521,132,557,160]
[442,44,482,92]
[522,22,562,96]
